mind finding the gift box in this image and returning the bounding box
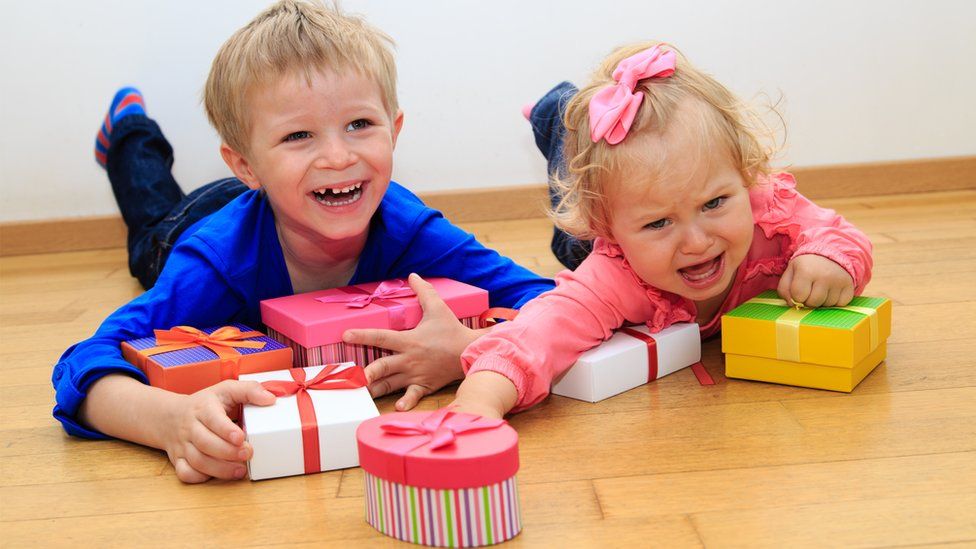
[120,324,293,394]
[261,278,488,367]
[722,290,892,392]
[357,408,522,547]
[551,322,704,402]
[241,363,379,480]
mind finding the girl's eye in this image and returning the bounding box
[346,119,372,131]
[703,196,726,211]
[644,218,670,230]
[283,131,311,142]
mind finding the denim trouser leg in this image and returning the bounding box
[105,115,247,289]
[528,81,593,271]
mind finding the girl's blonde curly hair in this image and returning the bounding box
[551,41,780,240]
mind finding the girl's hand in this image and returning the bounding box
[447,371,519,420]
[343,274,486,412]
[778,254,855,308]
[162,380,276,484]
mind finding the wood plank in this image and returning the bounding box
[2,188,975,546]
[594,452,976,518]
[692,492,976,548]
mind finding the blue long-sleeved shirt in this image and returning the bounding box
[52,182,554,438]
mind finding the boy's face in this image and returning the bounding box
[223,68,402,248]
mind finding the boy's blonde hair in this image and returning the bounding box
[204,0,398,155]
[552,41,779,240]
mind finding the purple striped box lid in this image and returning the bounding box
[125,324,286,368]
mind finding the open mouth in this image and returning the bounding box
[311,182,365,207]
[679,253,724,288]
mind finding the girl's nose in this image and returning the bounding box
[680,224,712,255]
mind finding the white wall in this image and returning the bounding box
[1,0,974,222]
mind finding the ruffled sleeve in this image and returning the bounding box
[750,173,873,291]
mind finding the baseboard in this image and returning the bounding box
[2,156,973,257]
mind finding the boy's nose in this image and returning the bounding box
[313,136,356,171]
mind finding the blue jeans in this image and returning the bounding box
[528,81,593,270]
[105,115,247,289]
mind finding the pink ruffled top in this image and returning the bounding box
[461,173,873,411]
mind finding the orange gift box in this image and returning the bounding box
[121,324,293,394]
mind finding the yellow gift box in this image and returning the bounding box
[722,290,892,392]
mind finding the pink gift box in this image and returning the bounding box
[260,278,488,367]
[357,409,522,547]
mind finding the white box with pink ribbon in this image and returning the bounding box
[551,322,704,403]
[241,363,379,481]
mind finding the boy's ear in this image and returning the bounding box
[220,143,262,190]
[391,110,404,149]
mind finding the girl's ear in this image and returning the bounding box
[220,144,262,190]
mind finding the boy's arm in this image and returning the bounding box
[52,239,247,437]
[345,191,556,410]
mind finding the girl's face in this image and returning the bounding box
[605,105,755,307]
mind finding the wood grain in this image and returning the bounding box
[0,189,974,546]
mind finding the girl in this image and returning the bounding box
[449,41,873,418]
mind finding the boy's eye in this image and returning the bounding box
[346,119,372,131]
[644,218,670,230]
[283,131,311,142]
[703,196,726,210]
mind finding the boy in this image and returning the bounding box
[57,0,553,483]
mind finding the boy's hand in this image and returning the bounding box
[343,274,485,412]
[447,371,519,419]
[162,380,276,484]
[778,254,855,308]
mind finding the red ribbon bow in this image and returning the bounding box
[261,364,368,474]
[381,408,505,453]
[315,279,416,309]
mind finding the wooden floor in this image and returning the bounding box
[2,190,975,547]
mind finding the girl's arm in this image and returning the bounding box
[456,249,665,416]
[756,173,874,306]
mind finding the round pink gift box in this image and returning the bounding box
[356,409,521,547]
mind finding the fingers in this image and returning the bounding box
[198,401,245,447]
[837,285,855,307]
[215,380,276,408]
[408,273,453,318]
[174,457,212,484]
[182,443,247,480]
[343,328,407,353]
[368,373,409,399]
[803,280,830,308]
[193,415,251,461]
[364,354,407,384]
[396,384,430,411]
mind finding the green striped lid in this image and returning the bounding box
[725,290,887,329]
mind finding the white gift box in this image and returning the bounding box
[241,363,379,480]
[551,323,701,402]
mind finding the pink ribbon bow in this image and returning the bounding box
[380,407,505,452]
[315,279,416,309]
[589,45,676,145]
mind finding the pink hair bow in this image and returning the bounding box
[589,45,676,145]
